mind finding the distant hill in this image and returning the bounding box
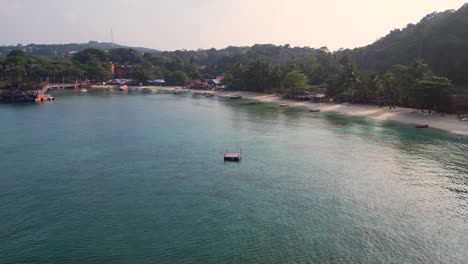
[352,4,468,84]
[0,41,159,57]
[162,44,320,66]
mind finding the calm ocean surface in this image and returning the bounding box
[1,91,467,263]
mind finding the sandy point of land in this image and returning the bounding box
[214,91,468,137]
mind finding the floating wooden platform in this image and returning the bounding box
[224,152,241,162]
[415,124,429,129]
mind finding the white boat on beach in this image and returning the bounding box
[80,88,88,92]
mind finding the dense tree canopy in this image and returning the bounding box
[351,4,468,85]
[165,71,187,86]
[281,70,308,95]
[410,76,453,113]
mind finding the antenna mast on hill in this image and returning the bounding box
[110,28,115,48]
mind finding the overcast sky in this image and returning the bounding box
[0,0,466,51]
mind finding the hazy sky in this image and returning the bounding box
[0,0,466,51]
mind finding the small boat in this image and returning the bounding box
[204,93,214,97]
[36,94,46,102]
[80,88,88,92]
[415,124,429,128]
[142,88,156,94]
[309,109,320,112]
[118,85,129,92]
[230,95,242,99]
[45,94,55,101]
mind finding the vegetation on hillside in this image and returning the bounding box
[350,4,468,85]
[1,5,468,112]
[0,41,159,57]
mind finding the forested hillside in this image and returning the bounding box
[3,4,468,85]
[352,4,468,84]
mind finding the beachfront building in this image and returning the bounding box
[193,81,209,89]
[110,63,143,79]
[187,79,209,89]
[454,94,468,113]
[187,76,224,90]
[209,76,225,90]
[208,79,222,89]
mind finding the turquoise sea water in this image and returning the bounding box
[1,91,467,263]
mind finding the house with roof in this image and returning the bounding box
[208,79,222,88]
[207,76,226,90]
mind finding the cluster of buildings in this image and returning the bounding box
[187,77,225,90]
[107,63,226,90]
[110,63,143,79]
[109,63,225,89]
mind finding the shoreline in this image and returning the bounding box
[91,85,468,137]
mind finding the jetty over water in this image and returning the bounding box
[42,83,78,93]
[0,83,77,103]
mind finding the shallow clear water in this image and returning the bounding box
[1,91,467,263]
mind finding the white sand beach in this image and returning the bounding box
[215,91,468,136]
[92,86,468,136]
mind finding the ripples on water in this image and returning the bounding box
[0,92,467,263]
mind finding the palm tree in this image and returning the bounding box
[383,72,400,109]
[367,73,383,106]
